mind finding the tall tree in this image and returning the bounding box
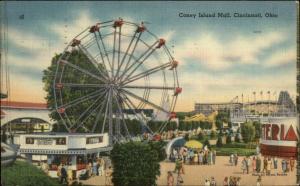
[241,122,256,143]
[43,50,105,132]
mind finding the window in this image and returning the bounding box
[56,138,66,145]
[86,136,103,144]
[26,138,34,144]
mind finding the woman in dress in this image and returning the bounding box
[167,171,174,186]
[252,156,256,173]
[241,158,247,174]
[223,177,229,186]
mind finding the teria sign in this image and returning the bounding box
[261,123,298,141]
[260,117,298,158]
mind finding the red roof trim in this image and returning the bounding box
[0,101,48,109]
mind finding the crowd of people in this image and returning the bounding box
[51,156,113,185]
[222,176,241,186]
[167,149,296,186]
[234,155,296,175]
[170,146,217,166]
[85,157,106,177]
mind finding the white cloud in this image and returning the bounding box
[264,47,296,67]
[174,30,286,71]
[7,28,48,50]
[161,31,175,42]
[50,10,97,43]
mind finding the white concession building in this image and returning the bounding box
[16,132,110,178]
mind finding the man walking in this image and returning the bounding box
[60,164,68,185]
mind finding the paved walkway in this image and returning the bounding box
[81,156,296,186]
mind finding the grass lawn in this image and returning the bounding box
[1,160,62,186]
[214,147,256,156]
[193,136,257,156]
[212,142,257,156]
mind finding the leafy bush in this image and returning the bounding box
[198,132,204,140]
[1,161,61,186]
[111,142,162,186]
[215,147,256,156]
[216,136,223,147]
[184,133,190,141]
[241,122,256,143]
[210,130,217,139]
[226,135,232,144]
[148,141,167,161]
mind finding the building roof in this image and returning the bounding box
[0,100,48,110]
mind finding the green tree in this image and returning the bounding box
[215,109,230,129]
[111,142,162,186]
[241,122,256,143]
[43,50,106,132]
[215,120,223,130]
[253,121,261,140]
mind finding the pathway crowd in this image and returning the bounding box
[237,155,295,175]
[170,146,217,165]
[167,145,296,186]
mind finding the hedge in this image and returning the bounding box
[1,160,61,186]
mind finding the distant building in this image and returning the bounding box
[194,90,296,117]
[194,102,241,116]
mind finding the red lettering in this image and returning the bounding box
[265,124,271,140]
[280,124,285,140]
[271,124,279,140]
[285,125,298,141]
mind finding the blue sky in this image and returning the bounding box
[2,1,297,111]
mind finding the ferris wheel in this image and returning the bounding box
[53,18,181,143]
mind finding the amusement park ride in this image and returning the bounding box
[53,18,181,145]
[2,19,182,177]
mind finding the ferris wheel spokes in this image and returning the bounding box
[57,88,105,111]
[121,89,169,114]
[59,83,108,88]
[115,26,122,81]
[112,89,130,138]
[117,30,139,78]
[93,32,112,79]
[123,85,174,90]
[119,92,153,134]
[72,90,107,130]
[77,44,110,79]
[54,18,180,141]
[96,31,113,73]
[91,91,109,132]
[117,31,143,82]
[121,62,172,86]
[59,60,105,82]
[118,40,159,82]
